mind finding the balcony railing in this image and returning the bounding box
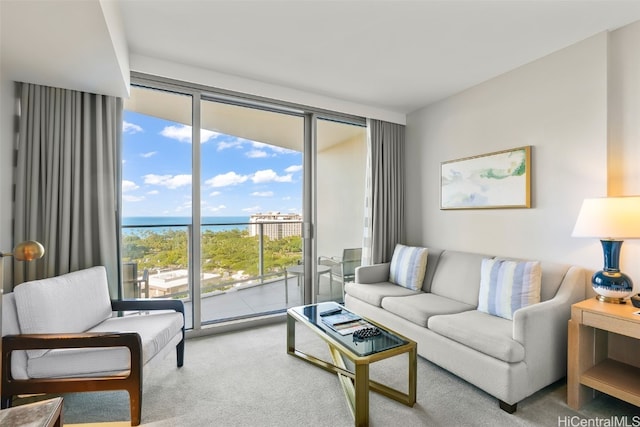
[121,220,304,320]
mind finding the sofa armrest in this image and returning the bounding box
[111,298,185,368]
[2,332,142,380]
[1,332,144,421]
[355,262,390,284]
[512,266,586,392]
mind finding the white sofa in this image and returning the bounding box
[1,266,185,425]
[344,247,586,412]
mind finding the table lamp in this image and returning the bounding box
[0,240,45,290]
[572,196,640,303]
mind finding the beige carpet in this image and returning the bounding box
[16,321,638,426]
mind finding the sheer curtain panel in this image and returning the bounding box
[13,83,122,295]
[362,119,405,265]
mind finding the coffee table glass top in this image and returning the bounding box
[290,302,408,356]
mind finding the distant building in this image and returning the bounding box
[249,212,302,240]
[148,269,218,297]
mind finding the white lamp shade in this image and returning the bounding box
[572,196,640,239]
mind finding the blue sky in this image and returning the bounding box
[122,111,303,217]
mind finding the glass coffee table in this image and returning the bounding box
[287,302,417,426]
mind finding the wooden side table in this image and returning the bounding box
[0,397,63,426]
[568,298,640,409]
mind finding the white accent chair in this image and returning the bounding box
[1,266,185,426]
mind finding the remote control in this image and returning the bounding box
[320,308,342,316]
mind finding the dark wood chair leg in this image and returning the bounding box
[127,379,142,426]
[1,395,12,409]
[177,340,185,367]
[499,400,517,413]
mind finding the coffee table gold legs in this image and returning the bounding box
[328,345,370,427]
[287,312,416,427]
[354,362,370,427]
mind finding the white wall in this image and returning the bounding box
[608,20,640,288]
[406,33,609,280]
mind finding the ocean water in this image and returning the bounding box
[122,216,250,235]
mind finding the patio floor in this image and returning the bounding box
[182,273,344,328]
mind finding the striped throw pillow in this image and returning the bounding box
[389,244,428,291]
[478,258,542,320]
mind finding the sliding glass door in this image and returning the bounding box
[316,119,366,303]
[197,98,304,324]
[121,86,194,328]
[121,76,366,332]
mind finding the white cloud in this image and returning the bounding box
[205,171,249,187]
[242,205,261,213]
[204,204,227,213]
[123,121,143,134]
[285,164,302,173]
[209,191,222,197]
[252,169,292,183]
[144,174,192,189]
[217,138,244,151]
[160,125,220,143]
[141,151,157,158]
[147,190,159,195]
[246,149,268,158]
[123,194,144,202]
[251,191,274,197]
[175,202,192,213]
[122,180,139,192]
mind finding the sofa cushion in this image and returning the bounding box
[14,266,113,358]
[429,250,489,306]
[344,282,419,307]
[478,258,542,320]
[381,293,475,327]
[389,244,428,290]
[26,312,184,378]
[428,310,525,363]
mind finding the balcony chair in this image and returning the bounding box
[318,248,362,302]
[1,266,185,426]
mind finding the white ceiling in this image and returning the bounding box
[3,0,640,117]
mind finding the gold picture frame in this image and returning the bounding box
[440,146,531,210]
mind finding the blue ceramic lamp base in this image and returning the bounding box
[592,240,634,304]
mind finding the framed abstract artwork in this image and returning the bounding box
[440,146,531,209]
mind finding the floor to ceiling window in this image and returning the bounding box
[121,86,194,328]
[120,75,365,333]
[316,118,367,303]
[197,98,304,324]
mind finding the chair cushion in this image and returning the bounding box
[26,312,184,378]
[381,293,475,327]
[344,282,419,307]
[389,244,428,290]
[477,258,542,320]
[14,266,113,358]
[428,310,525,363]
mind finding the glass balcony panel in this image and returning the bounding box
[121,223,193,329]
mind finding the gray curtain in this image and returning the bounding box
[362,119,405,265]
[13,82,122,296]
